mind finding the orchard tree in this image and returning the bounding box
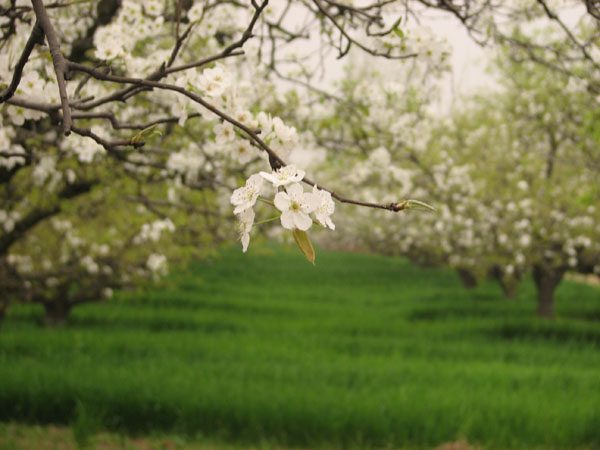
[0,0,456,324]
[334,50,600,319]
[460,54,600,317]
[1,155,220,324]
[3,0,600,325]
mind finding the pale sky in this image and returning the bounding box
[276,5,495,112]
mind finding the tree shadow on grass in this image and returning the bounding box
[486,321,600,347]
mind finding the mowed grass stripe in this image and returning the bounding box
[1,247,599,448]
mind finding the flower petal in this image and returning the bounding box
[294,211,313,231]
[274,192,291,211]
[247,173,264,188]
[280,210,295,229]
[301,192,320,213]
[259,171,279,186]
[233,204,249,215]
[230,187,245,205]
[287,182,304,197]
[241,232,250,252]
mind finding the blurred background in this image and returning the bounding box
[1,0,599,448]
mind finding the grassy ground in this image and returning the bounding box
[1,246,599,449]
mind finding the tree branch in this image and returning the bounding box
[67,62,410,213]
[30,0,72,135]
[0,20,44,103]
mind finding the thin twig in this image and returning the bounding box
[0,20,44,103]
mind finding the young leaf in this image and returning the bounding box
[130,124,161,144]
[406,199,435,211]
[292,229,315,265]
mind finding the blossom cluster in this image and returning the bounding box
[230,165,335,252]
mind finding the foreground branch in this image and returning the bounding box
[30,0,72,135]
[67,62,411,213]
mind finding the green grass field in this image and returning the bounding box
[1,247,599,449]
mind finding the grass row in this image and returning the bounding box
[1,247,599,448]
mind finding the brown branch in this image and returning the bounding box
[312,0,417,59]
[70,0,267,113]
[30,0,72,135]
[535,0,600,70]
[167,22,194,68]
[0,20,44,103]
[70,125,145,150]
[162,50,244,77]
[67,62,409,214]
[71,111,202,130]
[302,176,409,212]
[0,151,27,158]
[68,61,287,166]
[6,95,92,113]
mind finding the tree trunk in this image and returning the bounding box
[43,301,72,326]
[532,265,564,319]
[489,266,519,299]
[0,299,7,329]
[499,279,518,299]
[457,268,478,289]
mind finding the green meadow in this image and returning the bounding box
[1,247,599,449]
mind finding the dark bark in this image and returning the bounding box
[499,279,518,299]
[0,206,60,255]
[489,266,519,299]
[0,180,95,255]
[532,265,565,319]
[0,299,7,329]
[457,268,478,289]
[43,300,72,327]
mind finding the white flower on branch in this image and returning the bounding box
[260,165,305,187]
[274,183,319,231]
[312,185,336,230]
[95,34,125,61]
[230,174,263,214]
[199,65,231,97]
[231,139,254,164]
[233,109,258,128]
[214,122,235,145]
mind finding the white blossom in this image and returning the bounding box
[231,139,254,164]
[274,183,319,231]
[312,185,336,230]
[230,174,263,214]
[81,255,99,274]
[135,218,175,244]
[214,122,235,145]
[260,165,305,187]
[147,253,167,275]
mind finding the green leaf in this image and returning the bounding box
[292,229,315,265]
[393,26,404,39]
[405,199,435,211]
[130,124,161,144]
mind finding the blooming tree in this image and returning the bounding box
[331,51,600,319]
[3,0,600,324]
[0,0,456,323]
